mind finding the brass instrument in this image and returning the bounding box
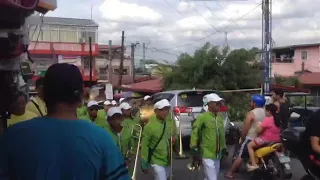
[139,106,154,124]
[174,109,188,159]
[131,124,143,180]
[170,121,173,180]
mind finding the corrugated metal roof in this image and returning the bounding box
[273,43,320,50]
[28,16,98,27]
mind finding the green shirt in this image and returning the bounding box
[76,105,87,118]
[122,116,139,128]
[190,111,226,159]
[79,114,108,129]
[97,110,107,119]
[104,124,133,157]
[141,115,172,167]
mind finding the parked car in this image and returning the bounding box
[289,106,320,127]
[152,90,238,144]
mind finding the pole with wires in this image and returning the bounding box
[262,0,272,94]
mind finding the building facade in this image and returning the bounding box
[96,45,133,82]
[272,43,320,77]
[27,16,99,83]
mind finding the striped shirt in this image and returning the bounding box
[0,117,129,180]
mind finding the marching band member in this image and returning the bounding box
[119,98,125,103]
[97,100,112,119]
[104,107,135,176]
[141,99,173,180]
[142,95,153,107]
[79,100,107,128]
[190,93,227,180]
[120,102,139,127]
[111,100,117,106]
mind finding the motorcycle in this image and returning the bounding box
[232,138,292,180]
[281,127,320,180]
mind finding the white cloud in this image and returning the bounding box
[47,0,320,62]
[99,0,162,24]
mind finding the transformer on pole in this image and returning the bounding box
[262,0,272,94]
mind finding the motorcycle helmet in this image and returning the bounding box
[251,94,266,107]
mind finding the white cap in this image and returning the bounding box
[119,102,132,110]
[144,95,151,101]
[119,98,125,103]
[203,93,223,105]
[107,107,123,117]
[87,100,99,108]
[154,99,171,110]
[104,100,111,106]
[111,100,117,105]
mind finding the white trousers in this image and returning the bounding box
[202,158,220,180]
[151,164,170,180]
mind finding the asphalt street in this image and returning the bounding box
[134,146,306,180]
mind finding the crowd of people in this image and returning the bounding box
[1,63,320,180]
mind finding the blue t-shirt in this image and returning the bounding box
[0,117,130,180]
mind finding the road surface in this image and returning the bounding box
[134,146,306,180]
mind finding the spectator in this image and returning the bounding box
[0,63,129,180]
[7,91,37,126]
[25,77,46,117]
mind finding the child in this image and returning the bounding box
[247,103,281,171]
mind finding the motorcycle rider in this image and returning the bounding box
[225,94,266,179]
[271,90,289,130]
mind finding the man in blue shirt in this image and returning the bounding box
[0,63,129,180]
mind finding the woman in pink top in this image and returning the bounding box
[247,103,281,171]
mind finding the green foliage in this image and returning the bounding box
[273,75,300,87]
[162,43,261,121]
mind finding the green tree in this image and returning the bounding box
[163,43,261,121]
[151,64,173,78]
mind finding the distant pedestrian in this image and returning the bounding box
[0,63,130,180]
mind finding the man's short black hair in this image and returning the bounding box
[273,89,284,97]
[35,77,44,88]
[17,91,27,101]
[43,63,84,113]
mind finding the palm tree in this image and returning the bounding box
[151,64,173,78]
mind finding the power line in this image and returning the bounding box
[161,0,214,42]
[154,3,262,51]
[203,2,257,47]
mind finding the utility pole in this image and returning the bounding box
[118,31,125,92]
[142,42,146,73]
[262,0,272,94]
[131,43,136,83]
[223,31,228,48]
[108,40,112,84]
[89,37,93,87]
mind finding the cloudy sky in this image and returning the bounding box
[47,0,320,63]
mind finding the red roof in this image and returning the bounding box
[110,75,155,87]
[298,72,320,85]
[271,84,310,93]
[119,78,163,93]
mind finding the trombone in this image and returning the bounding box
[174,109,188,159]
[130,124,143,180]
[170,123,174,180]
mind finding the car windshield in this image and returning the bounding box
[177,91,217,107]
